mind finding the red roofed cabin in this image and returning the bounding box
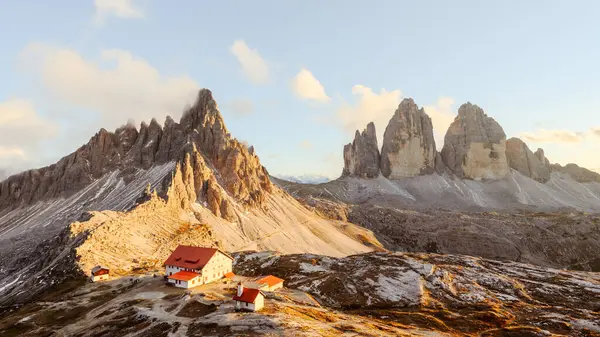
[254,275,284,291]
[90,266,110,282]
[163,245,233,289]
[233,282,264,312]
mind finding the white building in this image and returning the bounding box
[233,282,265,312]
[90,266,110,282]
[246,275,284,292]
[163,245,233,289]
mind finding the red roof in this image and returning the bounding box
[163,245,231,269]
[168,271,200,281]
[224,272,235,279]
[257,275,284,287]
[232,288,263,304]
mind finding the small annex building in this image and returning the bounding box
[163,245,233,289]
[232,282,264,312]
[246,275,284,291]
[90,266,110,282]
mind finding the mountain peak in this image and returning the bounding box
[0,88,271,216]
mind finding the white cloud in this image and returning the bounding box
[21,43,199,133]
[521,129,584,143]
[423,97,456,149]
[229,98,254,116]
[300,140,313,150]
[0,146,26,160]
[94,0,144,25]
[230,40,270,84]
[0,98,58,170]
[291,68,330,103]
[336,85,402,143]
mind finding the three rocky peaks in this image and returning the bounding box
[343,98,600,183]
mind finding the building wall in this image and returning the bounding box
[91,274,109,282]
[236,297,264,312]
[254,295,264,311]
[199,251,233,284]
[166,265,179,276]
[266,282,283,291]
[168,277,200,289]
[245,282,268,291]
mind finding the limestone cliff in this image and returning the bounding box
[380,98,436,179]
[342,122,380,178]
[441,102,509,180]
[505,138,551,183]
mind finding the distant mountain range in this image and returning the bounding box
[272,174,332,184]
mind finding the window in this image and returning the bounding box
[245,302,248,307]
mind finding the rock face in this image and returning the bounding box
[534,148,551,171]
[380,98,436,179]
[551,163,600,183]
[342,122,380,178]
[0,89,272,220]
[441,103,509,180]
[505,138,551,183]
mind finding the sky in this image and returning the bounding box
[1,0,600,179]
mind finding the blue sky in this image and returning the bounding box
[1,0,600,178]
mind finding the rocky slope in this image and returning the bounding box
[440,103,509,180]
[235,251,600,336]
[0,89,377,308]
[552,163,600,183]
[506,137,551,183]
[380,98,437,179]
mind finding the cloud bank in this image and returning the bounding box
[230,40,270,84]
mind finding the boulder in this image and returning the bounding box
[505,138,550,183]
[380,98,436,179]
[440,103,508,180]
[342,122,380,178]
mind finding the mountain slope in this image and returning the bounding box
[0,89,377,307]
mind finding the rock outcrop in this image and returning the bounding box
[534,148,552,172]
[505,138,551,183]
[380,98,436,179]
[441,103,509,180]
[342,122,380,178]
[551,163,600,183]
[0,89,272,220]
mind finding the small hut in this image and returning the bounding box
[91,266,110,282]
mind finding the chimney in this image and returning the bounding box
[237,282,244,297]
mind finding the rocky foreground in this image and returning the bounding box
[236,251,600,336]
[1,251,598,336]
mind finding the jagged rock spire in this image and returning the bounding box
[506,138,550,183]
[0,88,272,220]
[380,98,436,179]
[343,122,380,178]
